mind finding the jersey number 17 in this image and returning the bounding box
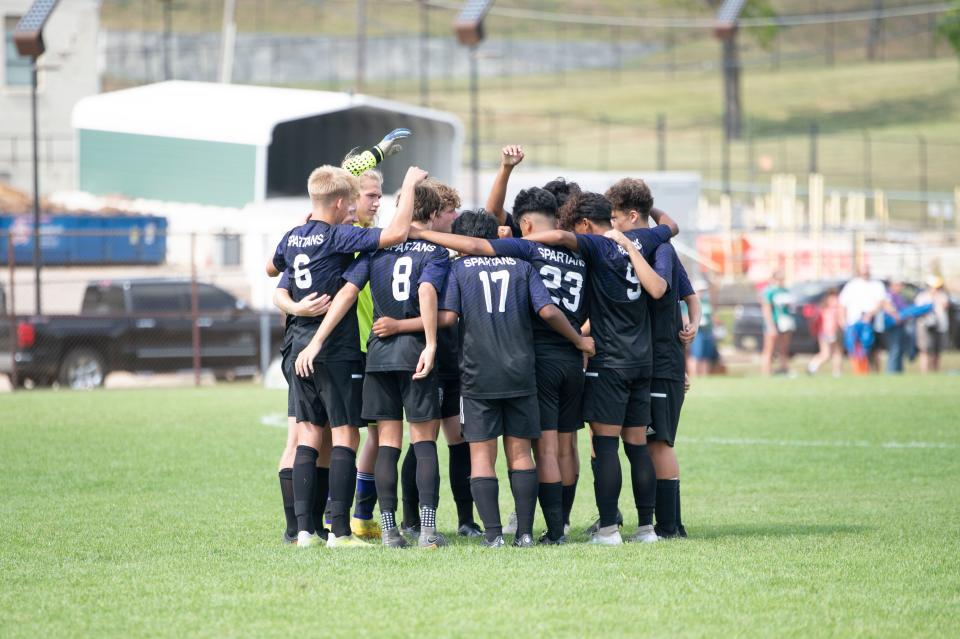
[478,270,510,313]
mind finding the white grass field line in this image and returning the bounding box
[684,436,957,450]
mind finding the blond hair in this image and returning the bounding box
[424,177,461,211]
[307,165,360,206]
[359,169,383,186]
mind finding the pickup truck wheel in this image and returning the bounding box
[59,348,106,390]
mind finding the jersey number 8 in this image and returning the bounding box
[392,256,414,301]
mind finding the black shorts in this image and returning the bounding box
[438,376,461,420]
[291,359,364,428]
[536,357,585,433]
[280,332,296,418]
[460,394,540,442]
[581,366,651,428]
[647,378,685,447]
[362,370,440,423]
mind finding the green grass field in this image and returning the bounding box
[2,376,958,637]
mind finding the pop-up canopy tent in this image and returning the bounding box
[72,81,463,208]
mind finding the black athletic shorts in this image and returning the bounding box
[291,359,364,428]
[460,394,540,442]
[362,370,440,423]
[438,376,461,420]
[647,378,685,447]
[581,366,651,428]
[280,329,296,418]
[536,357,585,433]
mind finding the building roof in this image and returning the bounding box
[72,81,462,147]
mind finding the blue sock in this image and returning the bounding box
[353,471,377,520]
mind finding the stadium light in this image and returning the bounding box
[14,0,61,316]
[453,1,495,206]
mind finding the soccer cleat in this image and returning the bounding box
[628,525,659,544]
[296,530,323,548]
[382,527,409,549]
[326,533,375,549]
[400,523,421,540]
[418,531,448,549]
[677,524,688,538]
[585,509,624,535]
[351,516,381,540]
[480,535,505,548]
[538,531,566,545]
[512,533,535,548]
[588,528,623,546]
[283,531,298,545]
[457,522,484,538]
[503,511,518,535]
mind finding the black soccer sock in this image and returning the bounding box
[312,466,330,534]
[538,481,564,541]
[279,468,297,538]
[400,445,420,528]
[510,469,538,538]
[374,445,401,529]
[623,442,656,527]
[655,479,679,536]
[328,446,357,538]
[592,436,622,528]
[470,476,502,542]
[449,442,474,525]
[293,445,319,534]
[414,441,440,509]
[561,475,578,526]
[676,479,685,534]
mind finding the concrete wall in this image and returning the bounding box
[0,0,100,194]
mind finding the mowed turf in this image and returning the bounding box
[1,376,958,638]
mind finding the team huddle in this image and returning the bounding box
[266,130,701,549]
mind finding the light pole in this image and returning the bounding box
[13,0,61,316]
[454,1,495,207]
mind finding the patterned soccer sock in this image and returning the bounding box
[655,479,679,536]
[561,475,578,526]
[623,442,656,527]
[538,481,564,541]
[380,510,397,531]
[328,446,357,538]
[470,476,502,542]
[312,466,330,535]
[448,442,474,525]
[278,468,297,538]
[353,471,377,520]
[420,505,437,536]
[374,445,401,529]
[400,445,420,528]
[592,436,622,528]
[510,469,538,537]
[293,446,319,534]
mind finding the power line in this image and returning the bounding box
[423,1,952,30]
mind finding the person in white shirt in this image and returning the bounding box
[839,265,887,370]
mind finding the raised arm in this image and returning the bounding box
[604,229,667,299]
[538,304,595,357]
[294,283,361,377]
[523,229,579,252]
[485,145,524,225]
[380,166,428,248]
[408,227,496,256]
[342,128,411,176]
[413,283,438,380]
[650,207,680,237]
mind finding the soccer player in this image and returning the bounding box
[524,191,672,545]
[417,210,595,547]
[297,183,450,549]
[413,187,586,544]
[606,177,700,539]
[389,179,484,538]
[269,163,425,548]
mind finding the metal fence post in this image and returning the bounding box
[808,122,818,175]
[656,113,666,171]
[863,131,873,192]
[259,310,270,380]
[918,135,928,226]
[190,232,200,387]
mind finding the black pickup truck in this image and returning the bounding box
[2,279,284,389]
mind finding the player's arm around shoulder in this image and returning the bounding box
[379,166,429,248]
[408,227,496,256]
[605,229,667,299]
[523,229,579,252]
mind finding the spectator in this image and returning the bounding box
[884,280,908,374]
[688,279,720,377]
[760,269,795,376]
[839,264,886,374]
[915,275,950,374]
[807,288,842,377]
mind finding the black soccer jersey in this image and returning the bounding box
[344,240,450,372]
[440,255,554,399]
[649,243,695,382]
[272,219,381,362]
[436,324,460,380]
[489,238,588,361]
[575,225,672,370]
